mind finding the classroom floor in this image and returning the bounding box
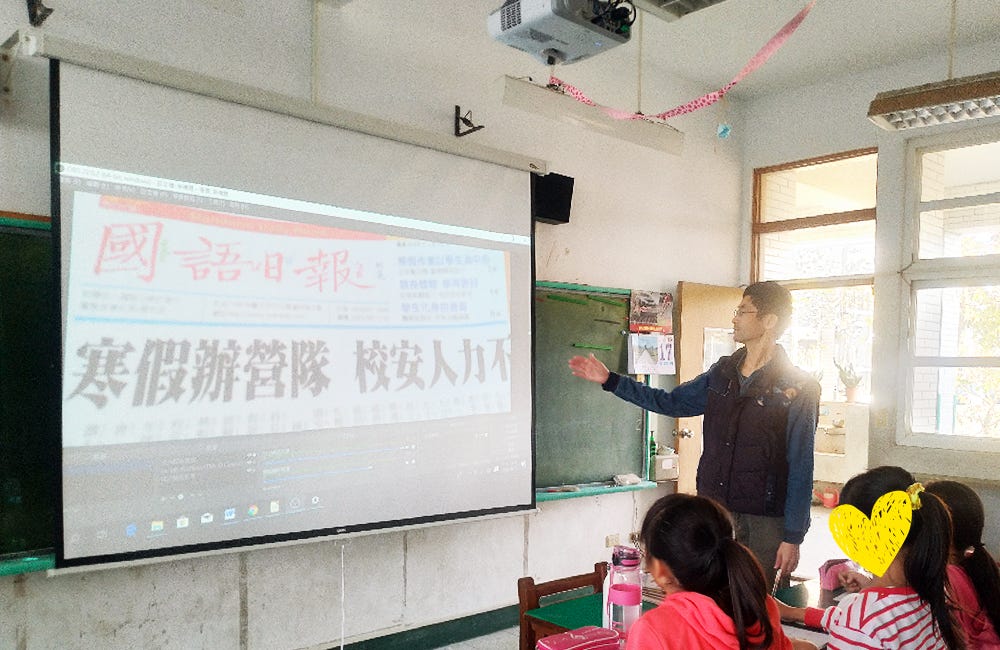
[431,506,841,649]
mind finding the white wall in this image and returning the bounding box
[313,2,744,293]
[7,1,1000,646]
[0,2,736,647]
[741,41,1000,552]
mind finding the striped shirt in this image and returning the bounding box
[804,586,946,649]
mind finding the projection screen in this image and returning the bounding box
[52,60,534,565]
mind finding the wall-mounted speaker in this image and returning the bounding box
[531,172,574,225]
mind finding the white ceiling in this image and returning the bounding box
[634,0,1000,98]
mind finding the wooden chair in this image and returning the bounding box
[517,561,608,650]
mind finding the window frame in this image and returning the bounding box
[752,148,878,405]
[751,147,878,287]
[895,125,1000,454]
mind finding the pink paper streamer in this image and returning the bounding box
[549,0,816,122]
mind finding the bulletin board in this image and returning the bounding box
[533,282,647,488]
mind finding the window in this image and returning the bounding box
[901,134,1000,446]
[753,149,878,403]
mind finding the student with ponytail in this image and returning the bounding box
[780,466,963,649]
[926,480,1000,649]
[627,493,818,650]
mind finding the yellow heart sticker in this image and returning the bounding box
[828,491,912,577]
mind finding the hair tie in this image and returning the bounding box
[717,535,738,555]
[905,482,924,510]
[963,545,977,558]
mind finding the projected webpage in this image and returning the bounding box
[59,164,532,561]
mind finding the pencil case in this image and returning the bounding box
[537,626,621,649]
[819,558,851,591]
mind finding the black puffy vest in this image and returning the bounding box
[696,347,812,517]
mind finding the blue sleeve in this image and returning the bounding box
[783,382,820,544]
[605,371,709,418]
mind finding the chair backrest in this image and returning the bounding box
[517,561,608,650]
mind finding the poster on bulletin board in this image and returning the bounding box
[629,290,673,334]
[627,333,675,374]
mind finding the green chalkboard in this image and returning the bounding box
[0,218,58,563]
[533,283,646,488]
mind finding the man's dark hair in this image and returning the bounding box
[743,281,792,335]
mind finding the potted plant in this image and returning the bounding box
[834,360,861,403]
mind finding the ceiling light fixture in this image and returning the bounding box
[500,76,683,154]
[867,0,1000,130]
[867,71,1000,130]
[632,0,729,22]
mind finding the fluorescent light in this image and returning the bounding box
[501,76,684,154]
[868,70,1000,130]
[632,0,730,22]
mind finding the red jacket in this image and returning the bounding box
[625,591,793,650]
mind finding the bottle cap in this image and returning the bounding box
[612,545,640,566]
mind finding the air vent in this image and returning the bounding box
[526,28,554,43]
[500,1,521,30]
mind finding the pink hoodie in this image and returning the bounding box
[948,565,1000,650]
[625,591,792,650]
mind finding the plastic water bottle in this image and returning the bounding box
[603,545,642,642]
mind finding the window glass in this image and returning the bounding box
[759,154,877,222]
[756,150,876,406]
[781,286,873,403]
[910,366,1000,437]
[904,133,1000,444]
[914,285,1000,357]
[758,221,875,280]
[918,203,1000,259]
[920,140,1000,202]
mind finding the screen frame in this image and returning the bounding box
[47,52,541,568]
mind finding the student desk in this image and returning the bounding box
[525,584,835,648]
[776,581,838,649]
[775,580,841,609]
[524,592,655,642]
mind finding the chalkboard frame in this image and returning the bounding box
[0,212,58,575]
[533,281,653,495]
[0,264,664,574]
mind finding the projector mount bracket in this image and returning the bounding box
[1,32,20,98]
[26,0,54,27]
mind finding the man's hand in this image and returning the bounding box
[568,353,610,384]
[775,541,800,576]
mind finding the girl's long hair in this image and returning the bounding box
[640,493,772,650]
[839,466,963,649]
[926,480,1000,638]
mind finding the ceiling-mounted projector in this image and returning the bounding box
[488,0,633,65]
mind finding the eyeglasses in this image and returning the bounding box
[733,308,759,318]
